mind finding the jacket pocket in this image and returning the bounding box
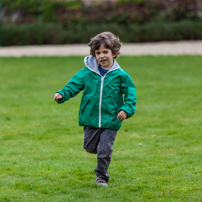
[112,100,119,114]
[80,97,91,115]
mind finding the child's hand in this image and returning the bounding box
[54,93,63,102]
[117,110,127,121]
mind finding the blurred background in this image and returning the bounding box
[0,0,202,46]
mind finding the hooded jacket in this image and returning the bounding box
[56,56,137,131]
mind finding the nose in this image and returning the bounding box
[100,53,104,58]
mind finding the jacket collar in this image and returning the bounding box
[84,55,120,75]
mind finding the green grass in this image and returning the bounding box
[0,55,202,202]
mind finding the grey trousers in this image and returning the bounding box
[83,126,117,182]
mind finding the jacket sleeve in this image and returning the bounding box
[119,73,137,118]
[56,68,85,104]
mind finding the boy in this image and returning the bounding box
[54,32,137,187]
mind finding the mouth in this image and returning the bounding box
[100,59,107,63]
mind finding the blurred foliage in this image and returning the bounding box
[1,0,82,22]
[0,0,82,13]
[1,0,41,13]
[2,20,202,46]
[1,0,201,45]
[1,23,67,45]
[1,0,200,25]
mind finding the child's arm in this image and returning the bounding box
[55,68,85,104]
[120,73,137,119]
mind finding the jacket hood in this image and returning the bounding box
[84,55,120,75]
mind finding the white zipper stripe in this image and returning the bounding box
[99,77,104,128]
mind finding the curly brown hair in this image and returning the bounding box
[88,32,121,58]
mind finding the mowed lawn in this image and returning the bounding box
[0,56,202,202]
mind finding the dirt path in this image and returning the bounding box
[0,41,202,57]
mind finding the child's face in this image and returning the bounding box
[95,44,116,70]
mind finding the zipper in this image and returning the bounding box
[99,76,104,128]
[97,66,121,128]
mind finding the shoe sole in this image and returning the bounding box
[96,182,108,187]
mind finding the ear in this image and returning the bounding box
[113,54,117,59]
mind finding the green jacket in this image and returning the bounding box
[56,56,137,130]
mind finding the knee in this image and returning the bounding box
[83,145,97,154]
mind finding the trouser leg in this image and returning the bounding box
[83,126,101,154]
[94,128,117,182]
[83,126,117,182]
